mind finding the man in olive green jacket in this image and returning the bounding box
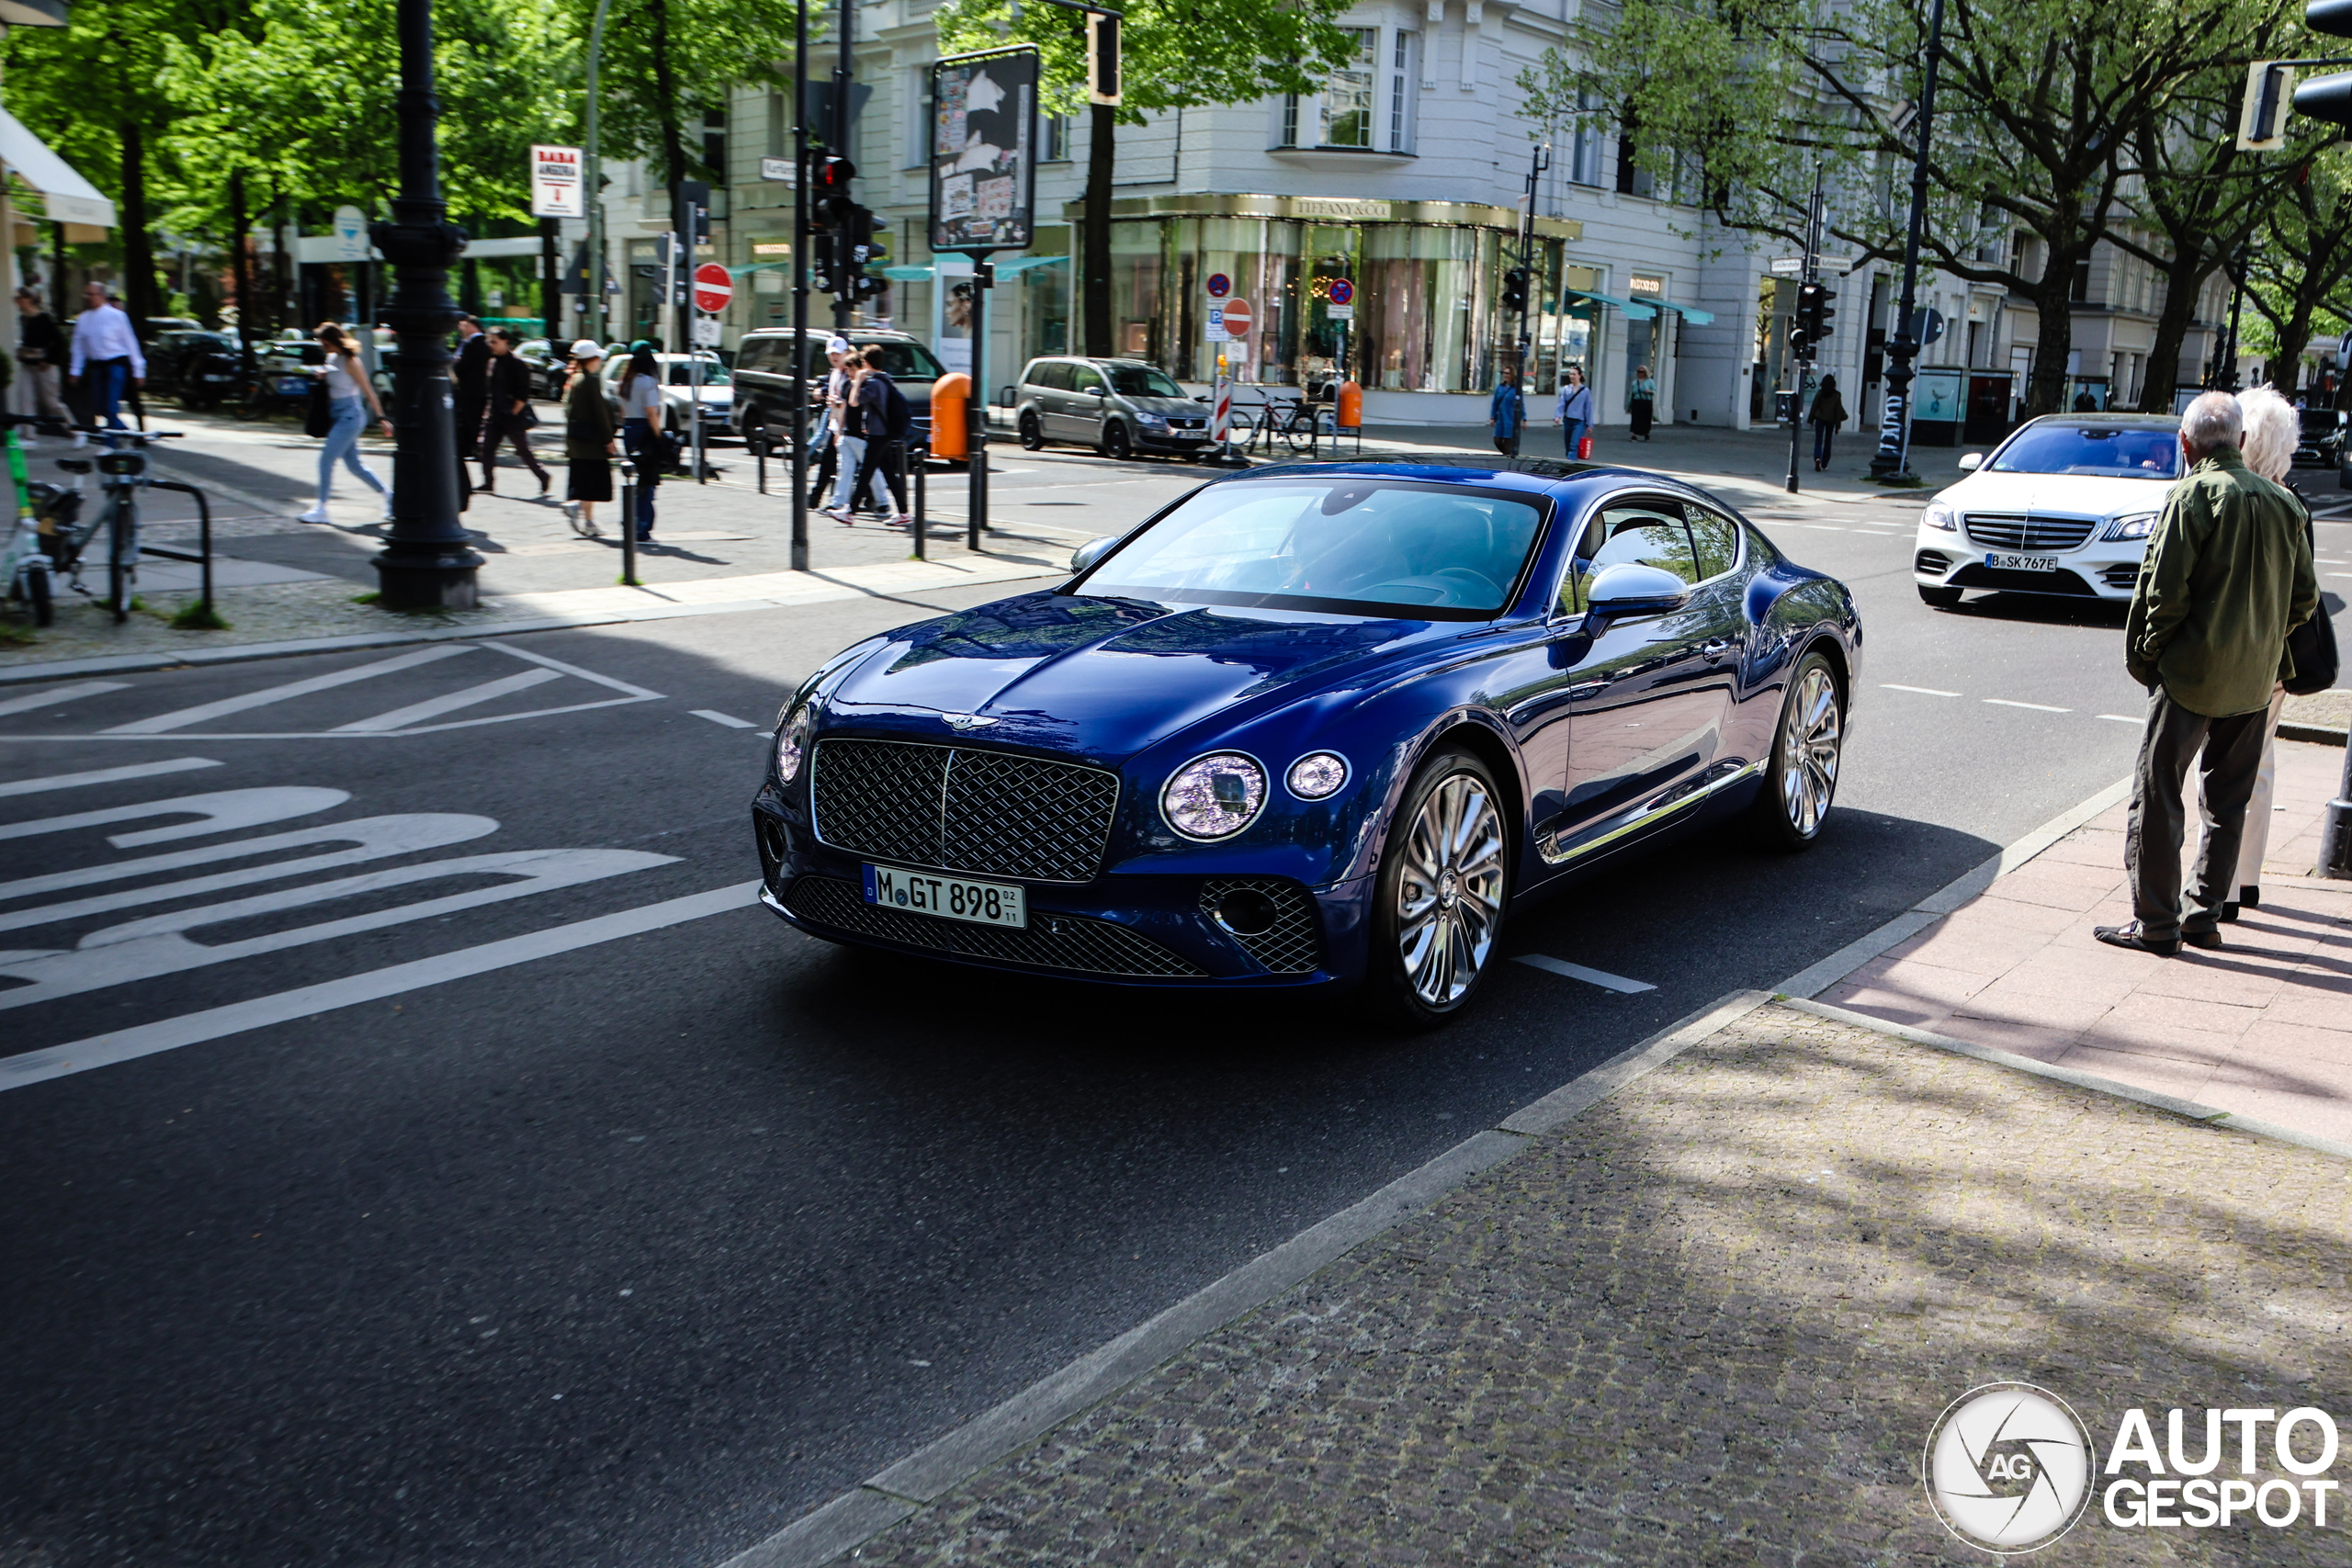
[2100,391,2320,955]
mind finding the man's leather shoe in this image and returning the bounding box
[2218,902,2240,923]
[2180,928,2223,951]
[2096,922,2179,956]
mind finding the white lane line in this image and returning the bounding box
[0,882,759,1093]
[0,757,220,798]
[0,680,130,718]
[2096,714,2143,725]
[1512,954,1657,993]
[1984,698,2072,713]
[691,709,760,729]
[486,640,663,699]
[102,646,474,734]
[1881,683,1961,697]
[331,669,561,733]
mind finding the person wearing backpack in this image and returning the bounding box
[848,345,914,527]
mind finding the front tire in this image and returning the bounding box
[1018,411,1045,450]
[1917,583,1963,608]
[1750,651,1844,851]
[1365,747,1510,1031]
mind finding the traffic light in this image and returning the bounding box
[1501,266,1530,313]
[1794,282,1837,355]
[1087,10,1122,106]
[2296,0,2352,130]
[810,153,858,232]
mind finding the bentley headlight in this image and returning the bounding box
[1163,752,1267,840]
[1920,502,1959,531]
[1286,751,1350,800]
[2103,511,2158,541]
[775,704,811,783]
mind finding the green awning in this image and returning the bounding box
[1562,288,1657,321]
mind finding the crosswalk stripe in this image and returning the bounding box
[0,757,220,799]
[0,680,130,718]
[101,646,474,734]
[330,669,562,733]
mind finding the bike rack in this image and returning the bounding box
[143,481,215,624]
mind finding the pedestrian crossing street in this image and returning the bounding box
[0,642,662,740]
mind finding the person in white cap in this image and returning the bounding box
[560,341,616,535]
[805,336,854,507]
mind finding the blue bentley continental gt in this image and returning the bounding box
[751,462,1861,1027]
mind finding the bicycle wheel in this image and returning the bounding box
[1281,412,1316,455]
[107,502,132,622]
[1225,412,1255,449]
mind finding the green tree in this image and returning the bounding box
[935,0,1362,357]
[2242,149,2352,397]
[1519,0,2296,418]
[563,0,789,219]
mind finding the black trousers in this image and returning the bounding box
[1813,423,1836,466]
[853,438,909,515]
[807,429,838,507]
[480,415,548,488]
[2124,685,2268,939]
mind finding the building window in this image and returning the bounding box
[1282,28,1387,150]
[704,108,727,183]
[1387,31,1418,152]
[910,67,934,167]
[1044,113,1071,162]
[1570,89,1603,186]
[766,89,788,160]
[2072,255,2092,303]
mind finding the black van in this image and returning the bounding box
[732,328,947,450]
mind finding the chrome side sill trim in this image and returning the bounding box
[1538,760,1759,866]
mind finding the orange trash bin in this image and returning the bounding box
[931,372,971,460]
[1337,379,1363,430]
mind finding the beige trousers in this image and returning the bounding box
[2197,684,2287,898]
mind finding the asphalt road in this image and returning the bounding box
[4,442,2347,1568]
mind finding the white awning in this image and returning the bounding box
[0,106,116,229]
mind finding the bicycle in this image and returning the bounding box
[43,426,201,623]
[1239,392,1337,456]
[0,412,60,626]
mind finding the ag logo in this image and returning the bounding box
[1923,1382,2095,1553]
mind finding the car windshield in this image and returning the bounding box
[664,362,730,385]
[1989,423,2179,478]
[1107,364,1184,398]
[1076,479,1546,620]
[2301,410,2342,434]
[854,340,945,381]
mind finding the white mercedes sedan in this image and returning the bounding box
[1913,413,2182,608]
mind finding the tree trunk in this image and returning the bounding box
[1083,103,1114,358]
[2137,252,2211,413]
[229,169,254,370]
[2023,269,2075,419]
[2270,304,2313,394]
[119,119,162,334]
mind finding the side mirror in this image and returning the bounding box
[998,385,1016,408]
[1956,452,1984,471]
[1069,535,1117,574]
[1585,561,1690,620]
[1090,385,1107,397]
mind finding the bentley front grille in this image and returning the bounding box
[810,737,1120,884]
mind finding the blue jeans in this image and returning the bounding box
[622,419,660,535]
[88,359,130,428]
[1561,419,1588,457]
[830,433,888,513]
[318,396,389,502]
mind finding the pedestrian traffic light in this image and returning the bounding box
[1795,282,1836,353]
[1501,266,1530,313]
[2296,0,2352,130]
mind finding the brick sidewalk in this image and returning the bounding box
[805,1004,2347,1565]
[1825,739,2352,1146]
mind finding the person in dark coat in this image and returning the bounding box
[479,328,549,495]
[1487,376,1524,457]
[560,341,616,536]
[1809,374,1847,471]
[451,314,490,462]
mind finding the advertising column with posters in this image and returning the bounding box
[928,45,1038,544]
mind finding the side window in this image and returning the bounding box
[741,340,778,374]
[1588,500,1702,585]
[1070,364,1104,394]
[1019,360,1045,389]
[1682,502,1741,581]
[1040,362,1073,391]
[1555,514,1602,615]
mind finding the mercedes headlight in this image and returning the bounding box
[1921,502,1959,531]
[775,704,811,783]
[1162,752,1267,840]
[2103,511,2158,541]
[1286,751,1350,800]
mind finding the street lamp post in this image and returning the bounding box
[584,0,615,345]
[369,0,482,609]
[1868,0,1944,483]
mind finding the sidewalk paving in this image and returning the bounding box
[1824,737,2352,1147]
[762,1000,2349,1566]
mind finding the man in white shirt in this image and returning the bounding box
[67,281,146,431]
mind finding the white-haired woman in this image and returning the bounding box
[2198,384,2306,920]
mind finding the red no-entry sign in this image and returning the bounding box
[693,263,733,314]
[1221,298,1253,337]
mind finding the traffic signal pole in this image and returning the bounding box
[833,0,854,334]
[1869,0,1943,483]
[789,0,809,570]
[1786,166,1824,495]
[969,255,992,550]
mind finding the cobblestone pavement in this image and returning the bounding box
[841,1004,2350,1566]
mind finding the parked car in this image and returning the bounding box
[1913,413,2184,608]
[1012,356,1210,457]
[601,353,736,440]
[752,461,1861,1028]
[515,338,569,400]
[731,327,945,452]
[2291,406,2347,475]
[146,330,243,405]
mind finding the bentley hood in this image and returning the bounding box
[820,592,1444,761]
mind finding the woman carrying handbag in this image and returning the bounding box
[298,323,391,524]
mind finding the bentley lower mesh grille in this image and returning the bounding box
[1199,877,1323,975]
[1962,513,2097,553]
[784,875,1204,977]
[811,738,1120,884]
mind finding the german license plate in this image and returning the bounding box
[864,863,1026,928]
[1986,553,2061,572]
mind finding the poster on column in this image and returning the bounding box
[929,47,1038,254]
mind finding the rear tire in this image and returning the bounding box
[1749,650,1844,852]
[1363,746,1510,1032]
[1917,583,1963,608]
[1019,411,1045,450]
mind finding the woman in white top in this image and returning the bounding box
[300,322,392,524]
[616,341,664,542]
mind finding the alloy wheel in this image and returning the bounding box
[1396,771,1507,1008]
[1778,663,1842,837]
